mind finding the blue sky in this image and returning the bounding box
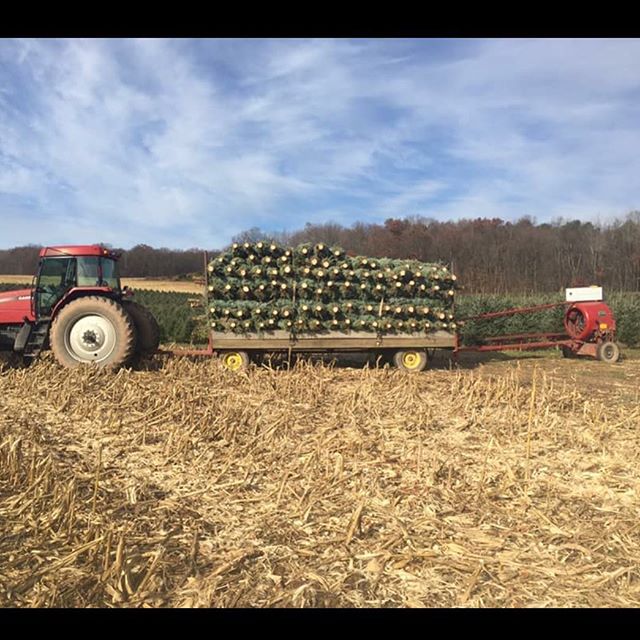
[1,38,639,249]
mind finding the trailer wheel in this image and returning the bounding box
[50,296,136,368]
[561,346,574,358]
[596,341,620,364]
[220,350,250,371]
[123,300,160,356]
[393,349,428,372]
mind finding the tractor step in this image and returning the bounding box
[13,322,32,352]
[18,321,50,361]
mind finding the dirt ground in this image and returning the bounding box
[440,348,640,404]
[1,347,639,608]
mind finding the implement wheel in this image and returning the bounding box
[393,349,428,372]
[596,341,620,364]
[220,350,250,371]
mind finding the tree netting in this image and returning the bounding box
[206,242,458,334]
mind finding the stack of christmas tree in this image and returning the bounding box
[207,241,457,334]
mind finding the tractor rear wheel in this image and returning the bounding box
[50,296,136,368]
[123,300,160,356]
[596,341,620,364]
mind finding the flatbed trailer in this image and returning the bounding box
[163,329,456,371]
[208,329,455,351]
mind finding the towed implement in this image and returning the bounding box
[454,287,620,364]
[0,245,160,368]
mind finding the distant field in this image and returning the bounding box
[0,275,31,285]
[0,275,203,294]
[121,278,203,294]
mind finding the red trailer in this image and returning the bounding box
[453,296,620,363]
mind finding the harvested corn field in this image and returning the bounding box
[1,353,640,608]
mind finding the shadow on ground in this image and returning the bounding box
[125,344,582,373]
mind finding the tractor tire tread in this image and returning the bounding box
[50,296,136,369]
[123,300,161,355]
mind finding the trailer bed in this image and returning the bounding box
[209,329,456,351]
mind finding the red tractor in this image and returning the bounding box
[0,245,160,368]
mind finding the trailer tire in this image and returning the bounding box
[50,296,136,369]
[561,346,574,358]
[220,350,250,371]
[123,300,160,356]
[596,341,620,364]
[393,349,428,372]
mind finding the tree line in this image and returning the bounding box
[2,212,640,293]
[247,212,640,294]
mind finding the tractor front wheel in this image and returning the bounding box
[50,296,136,368]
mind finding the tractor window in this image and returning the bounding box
[37,257,76,317]
[101,258,121,291]
[76,257,121,291]
[76,257,100,286]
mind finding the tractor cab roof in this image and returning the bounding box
[39,245,120,260]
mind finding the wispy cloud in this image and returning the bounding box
[1,38,639,249]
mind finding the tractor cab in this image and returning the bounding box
[35,245,122,319]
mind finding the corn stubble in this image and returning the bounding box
[1,355,640,608]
